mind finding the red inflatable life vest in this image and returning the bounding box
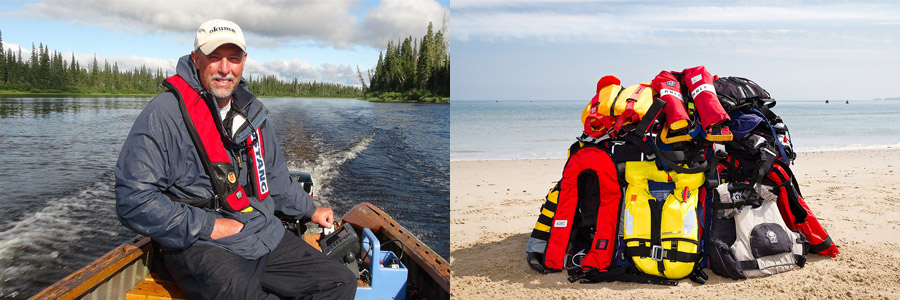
[767,163,838,257]
[163,75,269,212]
[543,144,622,272]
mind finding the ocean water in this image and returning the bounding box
[0,97,448,299]
[451,100,900,161]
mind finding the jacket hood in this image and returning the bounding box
[175,54,256,110]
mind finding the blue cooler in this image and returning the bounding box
[355,228,408,300]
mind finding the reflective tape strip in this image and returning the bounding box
[541,208,555,218]
[624,208,633,235]
[690,74,702,85]
[659,88,683,101]
[547,191,559,204]
[691,84,716,98]
[535,222,551,232]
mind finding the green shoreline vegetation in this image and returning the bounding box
[0,22,449,103]
[359,19,450,103]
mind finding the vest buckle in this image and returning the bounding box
[651,245,664,261]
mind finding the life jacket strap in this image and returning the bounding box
[739,256,804,271]
[527,252,551,274]
[613,85,647,132]
[163,191,216,209]
[809,235,834,254]
[624,244,700,263]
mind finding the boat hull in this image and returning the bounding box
[28,202,449,300]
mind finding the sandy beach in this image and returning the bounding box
[450,149,900,299]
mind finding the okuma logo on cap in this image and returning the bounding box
[195,19,246,55]
[209,26,236,35]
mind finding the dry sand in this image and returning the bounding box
[450,149,900,299]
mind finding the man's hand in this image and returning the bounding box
[310,207,335,228]
[210,218,244,240]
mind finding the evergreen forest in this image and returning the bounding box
[0,21,450,103]
[0,29,359,98]
[360,20,450,103]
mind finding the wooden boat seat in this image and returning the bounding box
[125,272,187,300]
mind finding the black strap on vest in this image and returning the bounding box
[624,244,700,263]
[706,144,727,189]
[527,252,552,274]
[809,235,834,254]
[648,134,709,174]
[739,254,804,271]
[635,98,666,136]
[163,191,214,209]
[648,197,664,273]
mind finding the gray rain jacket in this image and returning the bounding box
[115,55,315,259]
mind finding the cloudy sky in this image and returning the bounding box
[0,0,448,87]
[451,0,900,101]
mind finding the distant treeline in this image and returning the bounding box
[361,19,450,102]
[0,29,360,98]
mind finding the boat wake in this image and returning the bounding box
[0,173,128,298]
[288,133,375,205]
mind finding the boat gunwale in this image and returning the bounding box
[28,235,152,300]
[27,202,449,299]
[342,202,451,293]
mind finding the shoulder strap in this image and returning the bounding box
[163,75,250,212]
[648,136,709,174]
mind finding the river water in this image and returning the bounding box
[0,96,449,299]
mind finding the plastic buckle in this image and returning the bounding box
[713,143,727,158]
[651,245,664,261]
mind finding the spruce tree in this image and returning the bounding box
[0,29,5,84]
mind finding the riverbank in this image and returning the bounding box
[363,91,450,103]
[0,90,155,97]
[0,90,450,103]
[365,97,450,103]
[450,149,900,299]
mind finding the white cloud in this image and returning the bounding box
[1,41,357,86]
[358,0,448,48]
[245,57,360,86]
[451,2,900,46]
[0,42,29,57]
[12,0,446,50]
[451,0,611,9]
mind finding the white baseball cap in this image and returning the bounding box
[194,19,246,55]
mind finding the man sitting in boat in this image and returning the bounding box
[114,19,356,300]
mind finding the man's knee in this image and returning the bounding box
[332,266,358,298]
[164,244,268,300]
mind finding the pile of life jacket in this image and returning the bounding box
[525,66,838,285]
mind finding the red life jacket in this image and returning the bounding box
[767,163,838,257]
[543,143,622,272]
[163,75,270,212]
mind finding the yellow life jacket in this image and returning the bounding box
[582,75,655,138]
[622,161,704,279]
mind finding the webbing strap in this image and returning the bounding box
[809,235,834,254]
[740,260,758,270]
[706,144,727,189]
[740,254,804,271]
[711,198,759,210]
[749,108,789,165]
[625,245,700,263]
[648,136,709,174]
[636,98,666,136]
[645,196,665,273]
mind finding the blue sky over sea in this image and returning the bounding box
[0,0,449,87]
[450,0,900,101]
